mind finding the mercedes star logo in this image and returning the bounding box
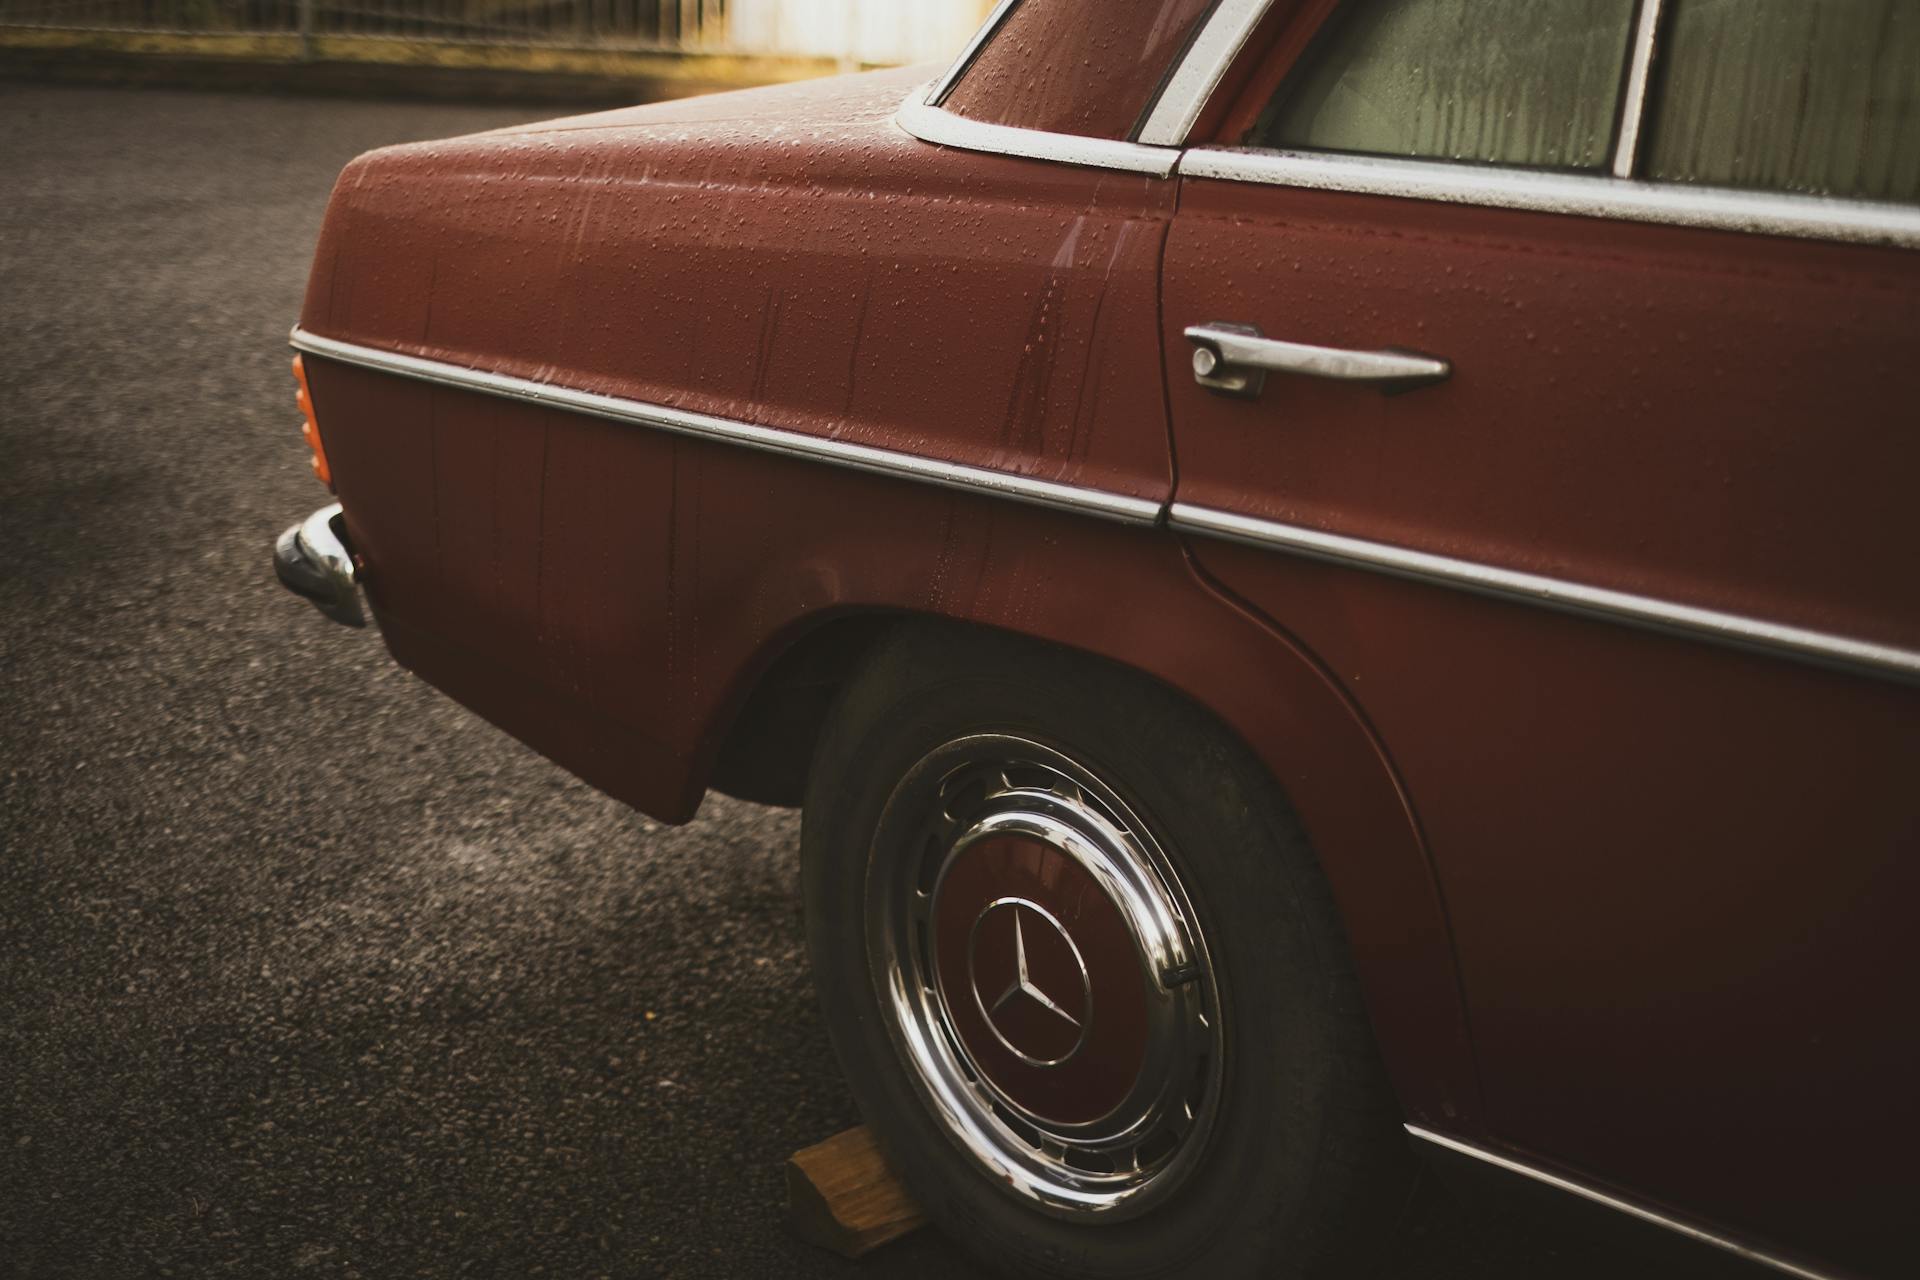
[966,898,1092,1067]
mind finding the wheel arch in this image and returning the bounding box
[686,559,1481,1133]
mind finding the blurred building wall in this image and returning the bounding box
[726,0,997,67]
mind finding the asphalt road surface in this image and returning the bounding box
[1,83,1706,1280]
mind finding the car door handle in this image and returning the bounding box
[1184,323,1451,398]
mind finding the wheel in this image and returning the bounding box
[800,622,1418,1279]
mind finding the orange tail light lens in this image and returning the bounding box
[292,354,333,490]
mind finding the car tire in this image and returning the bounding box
[800,621,1420,1279]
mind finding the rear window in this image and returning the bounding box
[941,0,1219,141]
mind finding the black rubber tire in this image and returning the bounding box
[800,621,1420,1280]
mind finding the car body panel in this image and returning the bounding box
[1185,537,1918,1274]
[301,69,1175,506]
[294,65,1483,1139]
[1162,166,1920,1277]
[1164,179,1920,648]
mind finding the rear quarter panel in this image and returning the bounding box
[297,67,1480,1133]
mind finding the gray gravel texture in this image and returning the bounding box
[0,83,1700,1280]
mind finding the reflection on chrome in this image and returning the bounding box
[867,735,1221,1219]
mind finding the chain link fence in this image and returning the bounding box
[0,0,730,50]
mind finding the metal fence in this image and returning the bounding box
[0,0,731,49]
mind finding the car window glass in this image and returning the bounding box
[942,0,1217,141]
[1252,0,1638,171]
[1645,0,1920,204]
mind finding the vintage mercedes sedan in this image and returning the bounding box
[271,1,1918,1276]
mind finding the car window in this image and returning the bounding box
[1644,0,1920,204]
[942,0,1217,141]
[1251,0,1638,171]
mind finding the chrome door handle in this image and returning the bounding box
[1185,323,1451,398]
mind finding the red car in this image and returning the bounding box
[272,2,1919,1276]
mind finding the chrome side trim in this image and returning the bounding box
[895,88,1178,178]
[1170,503,1920,685]
[1178,148,1920,250]
[1136,0,1275,146]
[927,0,1023,107]
[287,328,1164,527]
[1406,1128,1841,1280]
[1612,0,1666,178]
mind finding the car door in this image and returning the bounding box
[1161,0,1919,1272]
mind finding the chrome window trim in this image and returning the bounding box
[1170,503,1920,685]
[910,0,1920,246]
[1136,0,1276,146]
[1612,0,1666,178]
[1178,147,1920,249]
[895,88,1179,178]
[927,0,1024,107]
[287,327,1164,527]
[1406,1127,1840,1280]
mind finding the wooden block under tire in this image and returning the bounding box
[786,1125,928,1258]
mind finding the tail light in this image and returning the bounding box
[292,354,333,489]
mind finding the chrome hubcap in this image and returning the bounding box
[868,735,1223,1218]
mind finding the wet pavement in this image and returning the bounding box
[1,83,1694,1279]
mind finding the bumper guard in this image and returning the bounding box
[273,503,365,628]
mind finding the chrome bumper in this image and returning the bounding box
[273,503,365,628]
